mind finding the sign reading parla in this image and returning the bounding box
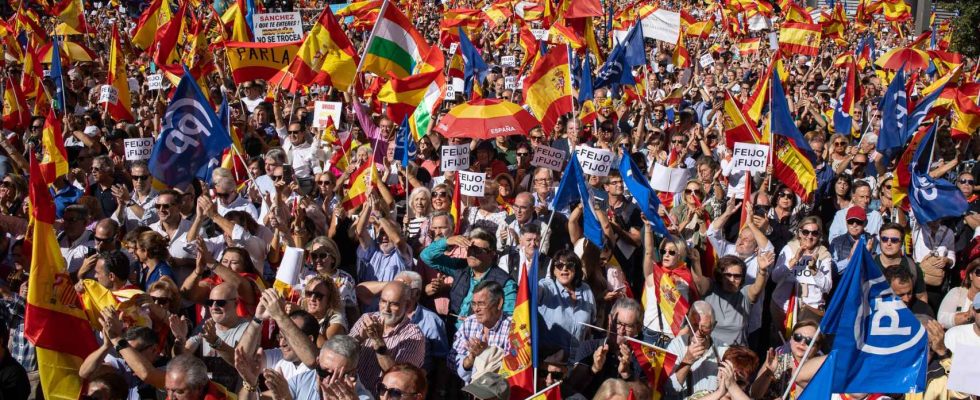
[253,12,303,43]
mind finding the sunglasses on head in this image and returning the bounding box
[376,383,419,399]
[792,333,814,345]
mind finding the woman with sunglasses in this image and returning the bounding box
[303,236,357,319]
[749,320,820,399]
[938,258,980,329]
[0,174,27,218]
[827,134,853,172]
[537,249,597,360]
[669,179,711,249]
[182,245,263,318]
[771,216,833,330]
[301,274,347,344]
[642,231,704,347]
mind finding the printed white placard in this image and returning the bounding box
[575,145,615,177]
[501,55,516,67]
[731,142,769,174]
[124,138,153,161]
[147,74,164,90]
[441,144,471,172]
[458,171,486,197]
[252,12,303,43]
[312,101,343,129]
[651,162,691,193]
[531,144,565,171]
[642,9,681,44]
[698,53,715,68]
[99,85,119,105]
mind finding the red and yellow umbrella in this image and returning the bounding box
[875,46,930,70]
[435,98,539,139]
[39,40,97,63]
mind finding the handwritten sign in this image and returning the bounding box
[99,85,119,105]
[731,142,769,174]
[575,145,614,177]
[531,144,565,171]
[501,55,516,67]
[531,28,548,40]
[458,171,486,197]
[312,101,342,129]
[441,144,470,172]
[147,74,163,90]
[124,138,153,161]
[253,12,303,43]
[698,53,715,68]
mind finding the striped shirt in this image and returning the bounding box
[349,312,425,397]
[449,315,513,383]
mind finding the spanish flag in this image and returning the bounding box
[483,1,512,27]
[685,20,714,39]
[377,48,445,123]
[950,89,980,139]
[131,0,172,49]
[152,0,186,66]
[778,22,821,57]
[672,33,691,69]
[287,6,359,91]
[548,19,584,49]
[79,280,149,330]
[39,109,69,183]
[450,173,462,235]
[25,152,100,400]
[737,37,761,55]
[439,8,484,47]
[644,264,693,336]
[104,25,135,123]
[2,76,30,132]
[783,2,813,23]
[226,41,302,85]
[518,26,540,71]
[722,91,766,151]
[341,162,380,211]
[498,255,536,399]
[51,0,92,35]
[629,341,678,400]
[882,0,911,22]
[524,43,573,134]
[770,135,817,202]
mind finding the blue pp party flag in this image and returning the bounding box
[594,41,635,89]
[797,351,837,400]
[148,66,233,187]
[50,36,65,113]
[578,53,594,105]
[619,150,668,236]
[553,152,604,248]
[908,123,968,223]
[622,21,646,68]
[459,27,489,97]
[393,117,417,166]
[819,236,928,394]
[876,66,907,163]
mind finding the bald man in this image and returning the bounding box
[349,282,426,397]
[184,282,250,390]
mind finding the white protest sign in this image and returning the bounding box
[948,344,980,396]
[642,9,681,44]
[531,144,565,171]
[252,12,303,43]
[574,145,614,177]
[441,144,470,171]
[531,28,548,40]
[448,42,459,55]
[147,74,164,90]
[444,85,456,100]
[99,85,119,105]
[123,138,153,161]
[651,163,691,193]
[275,247,304,289]
[731,142,769,174]
[452,77,465,93]
[501,55,516,67]
[698,53,715,68]
[458,171,486,197]
[504,76,516,90]
[312,101,342,129]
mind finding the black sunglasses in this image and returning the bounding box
[205,298,235,307]
[799,228,820,237]
[376,383,419,399]
[792,333,814,345]
[305,291,325,300]
[151,296,171,305]
[310,251,330,260]
[94,235,114,243]
[315,366,353,379]
[467,245,491,256]
[432,191,449,198]
[132,175,150,181]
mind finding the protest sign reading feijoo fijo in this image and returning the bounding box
[252,12,303,43]
[501,55,516,67]
[699,53,715,68]
[458,171,486,197]
[441,145,471,172]
[531,144,566,171]
[312,101,343,129]
[99,86,119,105]
[147,74,164,90]
[731,142,769,174]
[124,138,154,161]
[575,145,614,176]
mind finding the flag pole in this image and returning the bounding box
[576,322,672,353]
[780,326,822,400]
[767,64,774,193]
[523,380,562,400]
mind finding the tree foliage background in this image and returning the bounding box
[939,0,980,57]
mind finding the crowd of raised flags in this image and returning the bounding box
[0,0,980,399]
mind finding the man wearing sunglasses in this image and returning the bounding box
[285,335,373,400]
[184,283,249,391]
[112,161,159,231]
[875,223,928,305]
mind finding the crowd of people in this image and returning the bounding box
[1,0,979,399]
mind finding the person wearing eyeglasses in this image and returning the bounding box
[348,281,424,397]
[297,274,348,342]
[111,161,159,231]
[375,363,427,400]
[666,301,725,398]
[829,206,874,280]
[771,216,833,329]
[874,223,928,305]
[449,280,513,384]
[184,283,249,390]
[146,190,192,250]
[748,320,821,399]
[211,172,259,221]
[281,334,372,400]
[828,181,882,244]
[83,318,166,400]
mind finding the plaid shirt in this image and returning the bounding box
[449,314,513,383]
[1,295,36,372]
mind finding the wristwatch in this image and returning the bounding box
[374,344,389,356]
[114,340,130,352]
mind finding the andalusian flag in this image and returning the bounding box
[361,2,430,79]
[377,52,444,123]
[103,25,134,122]
[287,6,359,91]
[524,44,573,133]
[778,22,821,56]
[25,152,100,400]
[39,109,69,183]
[408,50,448,140]
[131,0,172,49]
[341,162,380,210]
[630,341,678,400]
[499,253,539,399]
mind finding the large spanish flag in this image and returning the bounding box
[362,2,431,79]
[644,265,693,336]
[287,7,359,91]
[771,137,817,202]
[524,43,573,133]
[39,109,69,183]
[104,26,135,123]
[778,22,821,56]
[130,0,172,49]
[25,152,100,400]
[439,8,484,47]
[51,0,92,35]
[722,91,766,150]
[499,255,536,400]
[225,41,301,84]
[737,37,761,55]
[377,60,443,124]
[629,341,678,400]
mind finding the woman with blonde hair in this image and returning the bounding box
[642,225,708,347]
[301,274,347,345]
[771,216,832,332]
[404,187,432,250]
[0,174,27,217]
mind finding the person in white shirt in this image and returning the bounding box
[668,301,728,398]
[771,216,833,327]
[944,295,980,354]
[212,171,259,220]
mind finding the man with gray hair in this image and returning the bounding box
[284,335,373,400]
[165,355,215,400]
[395,271,449,375]
[449,280,513,384]
[211,168,258,220]
[349,281,425,396]
[667,300,726,398]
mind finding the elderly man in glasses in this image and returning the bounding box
[449,281,513,384]
[282,335,374,400]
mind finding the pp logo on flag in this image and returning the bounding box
[161,98,217,153]
[855,276,926,355]
[913,175,938,201]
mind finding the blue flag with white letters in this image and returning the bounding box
[148,66,232,187]
[903,76,950,143]
[819,236,927,394]
[553,153,604,248]
[393,117,417,166]
[619,150,668,236]
[594,41,635,89]
[908,123,968,223]
[797,351,837,400]
[876,66,907,163]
